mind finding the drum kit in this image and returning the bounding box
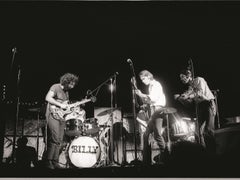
[59,108,116,168]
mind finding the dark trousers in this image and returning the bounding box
[46,115,65,163]
[198,100,216,155]
[143,108,165,164]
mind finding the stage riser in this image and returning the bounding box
[215,125,240,158]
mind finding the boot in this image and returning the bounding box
[153,149,168,165]
[52,160,64,169]
[45,160,55,169]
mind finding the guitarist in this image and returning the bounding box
[45,73,79,169]
[174,69,216,156]
[134,70,167,165]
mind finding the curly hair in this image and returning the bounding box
[60,73,79,89]
[180,69,192,77]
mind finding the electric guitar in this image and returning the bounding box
[131,77,151,126]
[50,96,96,120]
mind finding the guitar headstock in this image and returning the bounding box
[90,96,97,103]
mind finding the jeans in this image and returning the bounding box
[198,100,216,155]
[46,114,66,163]
[142,107,165,164]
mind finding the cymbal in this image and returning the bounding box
[97,108,118,116]
[174,133,188,137]
[28,107,41,112]
[182,117,196,121]
[161,107,177,114]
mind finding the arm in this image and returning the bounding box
[193,78,208,101]
[45,90,68,109]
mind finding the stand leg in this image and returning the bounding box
[165,114,171,153]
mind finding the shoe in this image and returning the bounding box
[52,161,64,169]
[153,152,166,165]
[153,154,161,163]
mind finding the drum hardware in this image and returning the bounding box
[162,107,177,153]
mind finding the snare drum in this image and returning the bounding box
[68,136,101,168]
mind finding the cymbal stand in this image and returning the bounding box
[165,113,172,153]
[36,110,40,160]
[212,89,220,129]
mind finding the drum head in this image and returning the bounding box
[68,136,100,168]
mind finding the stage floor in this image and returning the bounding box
[0,161,240,178]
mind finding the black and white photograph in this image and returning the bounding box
[1,1,240,177]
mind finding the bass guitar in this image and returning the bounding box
[131,77,151,125]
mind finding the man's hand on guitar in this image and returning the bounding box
[135,89,142,97]
[60,103,68,110]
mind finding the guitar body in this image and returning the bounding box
[49,100,72,120]
[49,96,96,120]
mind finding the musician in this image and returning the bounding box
[134,70,167,164]
[45,73,79,169]
[174,69,216,155]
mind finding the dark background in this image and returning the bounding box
[1,1,240,121]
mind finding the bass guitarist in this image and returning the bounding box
[45,73,79,169]
[134,70,167,165]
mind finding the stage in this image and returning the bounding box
[0,159,240,178]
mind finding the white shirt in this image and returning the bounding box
[148,79,166,107]
[183,77,215,103]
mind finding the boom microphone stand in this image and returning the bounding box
[87,72,119,166]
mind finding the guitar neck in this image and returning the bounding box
[72,99,91,107]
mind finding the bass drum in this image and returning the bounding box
[68,136,101,168]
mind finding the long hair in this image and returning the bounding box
[60,73,79,89]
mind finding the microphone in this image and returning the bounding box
[127,59,132,64]
[12,47,17,53]
[86,89,92,96]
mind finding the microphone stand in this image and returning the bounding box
[128,60,142,165]
[11,65,21,164]
[189,59,201,144]
[0,47,17,164]
[108,75,120,166]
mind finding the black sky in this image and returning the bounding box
[1,1,240,119]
